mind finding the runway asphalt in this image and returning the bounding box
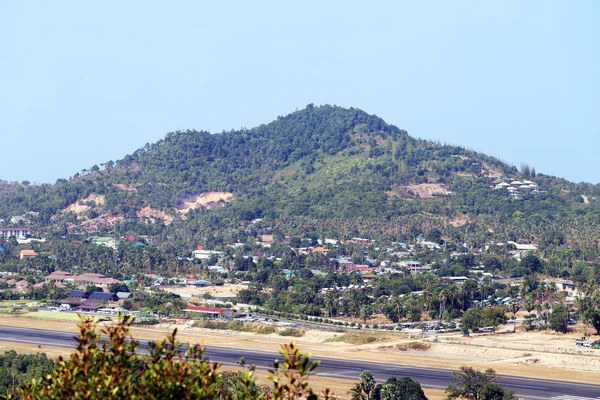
[1,325,599,399]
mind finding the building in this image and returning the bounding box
[192,250,225,260]
[0,228,30,239]
[19,249,38,260]
[91,237,120,250]
[187,279,212,287]
[45,271,122,288]
[441,276,470,285]
[182,306,237,319]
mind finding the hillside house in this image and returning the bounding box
[312,247,329,255]
[0,228,30,239]
[19,249,38,259]
[192,250,225,260]
[91,237,119,250]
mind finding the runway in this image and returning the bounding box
[1,325,598,399]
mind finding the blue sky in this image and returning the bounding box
[1,1,598,183]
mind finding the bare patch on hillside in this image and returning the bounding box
[63,194,105,215]
[581,195,590,204]
[114,184,138,192]
[450,215,470,227]
[137,206,174,225]
[177,192,234,214]
[481,162,503,178]
[387,184,451,199]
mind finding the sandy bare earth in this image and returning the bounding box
[1,315,599,386]
[162,284,244,299]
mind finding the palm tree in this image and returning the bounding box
[236,356,246,370]
[422,291,433,312]
[437,289,448,322]
[324,291,338,318]
[360,305,372,324]
[524,298,535,315]
[349,370,377,400]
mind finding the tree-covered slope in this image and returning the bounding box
[0,104,599,237]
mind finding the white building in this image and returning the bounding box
[192,249,225,260]
[0,228,30,239]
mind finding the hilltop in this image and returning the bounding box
[0,104,599,249]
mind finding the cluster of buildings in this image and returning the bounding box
[44,271,123,288]
[58,289,132,313]
[493,180,540,198]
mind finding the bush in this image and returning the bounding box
[279,328,306,337]
[12,316,331,399]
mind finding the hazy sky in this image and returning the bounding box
[1,1,598,184]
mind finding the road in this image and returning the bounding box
[1,325,599,399]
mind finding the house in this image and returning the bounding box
[68,290,91,299]
[442,276,470,285]
[192,250,225,260]
[10,216,24,224]
[348,238,374,245]
[337,260,356,272]
[88,292,120,302]
[207,265,225,273]
[0,228,30,239]
[182,306,237,319]
[91,237,119,250]
[45,271,122,288]
[507,241,538,252]
[19,249,38,260]
[312,247,329,255]
[188,279,212,287]
[547,280,579,298]
[116,292,133,300]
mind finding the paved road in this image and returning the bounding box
[2,325,599,399]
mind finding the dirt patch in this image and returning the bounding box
[379,342,431,352]
[388,184,450,199]
[326,332,394,345]
[114,184,138,192]
[481,162,503,179]
[581,195,590,204]
[137,206,173,225]
[449,215,470,227]
[63,194,105,215]
[177,192,234,214]
[162,284,243,299]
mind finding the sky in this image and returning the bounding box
[1,1,598,184]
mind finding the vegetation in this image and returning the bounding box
[6,316,331,400]
[446,367,515,400]
[1,104,599,259]
[326,333,393,345]
[349,370,427,400]
[0,351,55,397]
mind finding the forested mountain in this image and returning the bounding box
[1,104,599,250]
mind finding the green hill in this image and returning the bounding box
[0,104,599,249]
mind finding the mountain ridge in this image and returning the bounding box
[0,104,598,249]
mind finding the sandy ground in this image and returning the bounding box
[163,284,244,299]
[63,194,105,215]
[177,192,233,214]
[1,315,599,386]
